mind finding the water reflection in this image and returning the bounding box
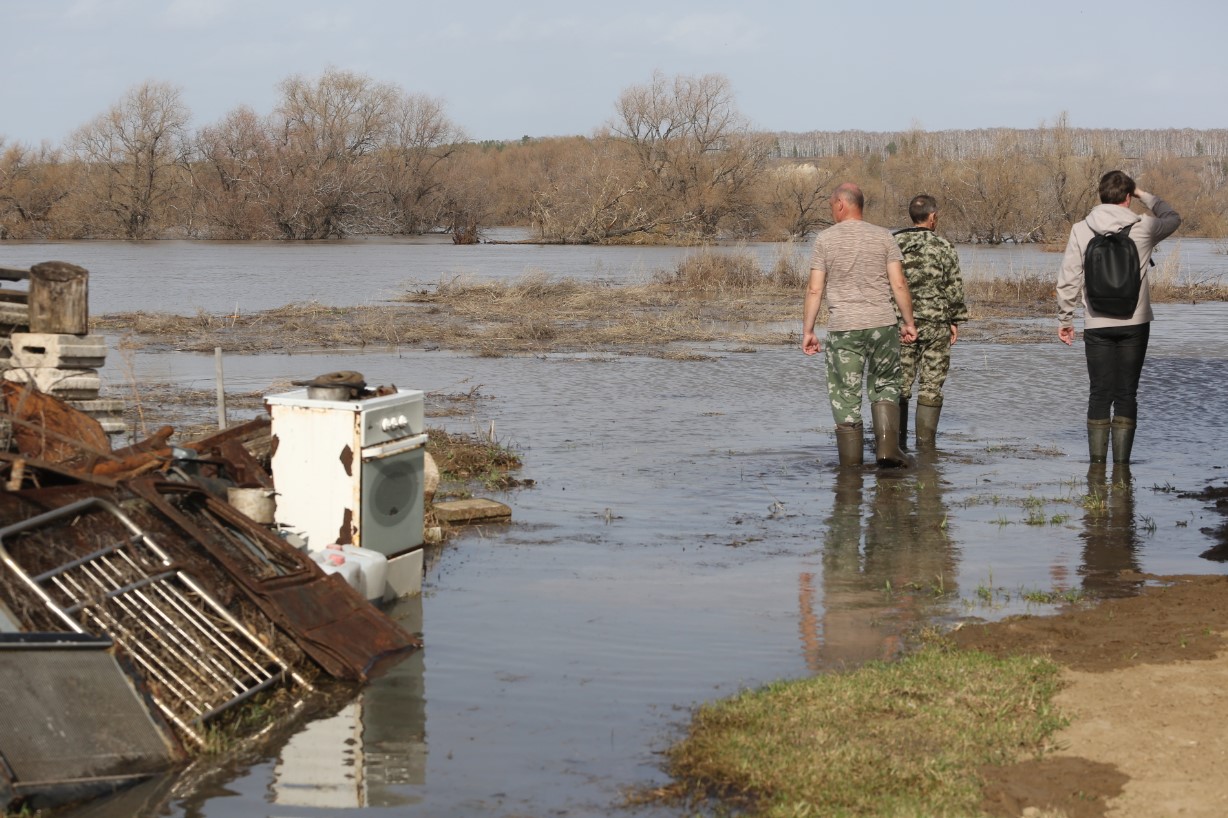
[1078,463,1143,596]
[801,457,959,671]
[271,595,427,810]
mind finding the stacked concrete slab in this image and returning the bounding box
[0,262,124,438]
[4,333,124,435]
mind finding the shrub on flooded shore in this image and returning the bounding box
[652,646,1065,818]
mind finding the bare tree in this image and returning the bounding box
[758,160,843,240]
[192,106,279,238]
[379,93,465,234]
[0,140,75,239]
[68,81,191,238]
[943,133,1048,243]
[529,137,650,243]
[265,68,399,238]
[607,71,772,242]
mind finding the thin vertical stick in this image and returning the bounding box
[215,347,227,430]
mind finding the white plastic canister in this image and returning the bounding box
[311,549,362,594]
[324,544,388,602]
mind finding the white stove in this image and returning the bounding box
[266,388,427,566]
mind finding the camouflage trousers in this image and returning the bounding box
[824,325,902,425]
[899,320,951,406]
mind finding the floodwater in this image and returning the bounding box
[7,239,1227,818]
[0,229,1223,314]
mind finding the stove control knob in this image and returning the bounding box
[397,414,409,429]
[381,417,393,431]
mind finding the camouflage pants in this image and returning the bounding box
[899,320,951,406]
[824,325,902,425]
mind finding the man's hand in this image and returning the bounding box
[1058,325,1076,346]
[803,330,822,356]
[949,324,960,346]
[900,321,918,344]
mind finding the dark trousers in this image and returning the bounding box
[1084,323,1150,421]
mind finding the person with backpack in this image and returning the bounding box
[1057,170,1181,464]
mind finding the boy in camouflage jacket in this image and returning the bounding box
[893,194,968,449]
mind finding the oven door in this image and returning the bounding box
[360,433,428,556]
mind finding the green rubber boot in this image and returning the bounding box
[1111,417,1136,464]
[835,422,864,467]
[915,399,942,450]
[1087,418,1110,464]
[870,400,907,468]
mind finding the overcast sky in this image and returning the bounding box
[4,0,1225,147]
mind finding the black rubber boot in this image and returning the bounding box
[897,397,910,451]
[870,400,907,468]
[915,399,942,450]
[1111,417,1136,464]
[835,422,864,467]
[1087,419,1110,464]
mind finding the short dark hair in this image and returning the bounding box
[908,194,938,224]
[1099,170,1135,205]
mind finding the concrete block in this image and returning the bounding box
[10,333,107,369]
[3,367,101,399]
[96,417,127,435]
[432,498,512,525]
[66,397,125,415]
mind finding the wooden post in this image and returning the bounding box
[215,347,227,429]
[28,261,89,335]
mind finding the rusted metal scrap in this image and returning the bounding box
[129,478,420,681]
[0,383,422,813]
[1,380,111,466]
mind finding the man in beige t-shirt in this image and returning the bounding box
[803,182,917,467]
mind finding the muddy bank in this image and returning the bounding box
[953,573,1228,818]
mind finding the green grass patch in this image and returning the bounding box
[663,647,1065,818]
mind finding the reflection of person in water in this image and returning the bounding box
[1078,463,1142,596]
[799,456,959,672]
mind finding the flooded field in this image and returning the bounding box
[0,231,1222,314]
[6,239,1223,817]
[72,303,1227,818]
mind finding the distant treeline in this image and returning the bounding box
[1,69,1225,245]
[773,128,1228,161]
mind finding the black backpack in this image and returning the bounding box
[1083,223,1143,317]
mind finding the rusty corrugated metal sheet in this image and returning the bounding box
[128,479,419,681]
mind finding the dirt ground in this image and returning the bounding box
[952,572,1228,818]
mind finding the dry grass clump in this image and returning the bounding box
[964,272,1055,320]
[1148,245,1228,303]
[654,248,803,292]
[426,427,525,493]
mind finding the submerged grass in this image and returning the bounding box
[660,646,1065,818]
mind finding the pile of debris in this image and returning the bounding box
[0,266,420,814]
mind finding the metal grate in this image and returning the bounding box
[0,497,308,745]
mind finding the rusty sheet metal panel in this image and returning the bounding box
[129,480,419,681]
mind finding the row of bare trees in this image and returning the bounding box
[0,70,466,240]
[2,71,1226,244]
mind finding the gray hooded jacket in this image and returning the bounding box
[1056,191,1181,330]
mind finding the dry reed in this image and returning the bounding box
[94,253,1227,357]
